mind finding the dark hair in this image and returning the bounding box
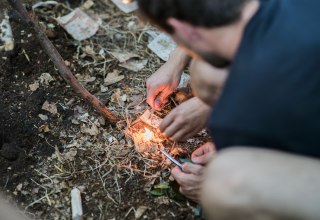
[138,0,251,33]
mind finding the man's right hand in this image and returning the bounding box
[146,62,182,110]
[146,48,191,110]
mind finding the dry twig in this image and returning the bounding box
[7,0,118,123]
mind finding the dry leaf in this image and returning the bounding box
[42,101,58,115]
[57,8,99,41]
[135,206,148,219]
[80,124,99,136]
[39,73,54,85]
[104,70,124,86]
[16,184,22,191]
[38,124,51,133]
[64,149,78,161]
[29,82,39,91]
[111,89,124,106]
[128,95,144,107]
[109,0,138,13]
[148,33,176,61]
[84,45,95,56]
[38,114,48,121]
[80,0,94,10]
[119,59,148,72]
[109,51,139,63]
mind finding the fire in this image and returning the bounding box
[143,128,153,142]
[122,0,132,4]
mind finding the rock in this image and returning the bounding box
[0,143,21,161]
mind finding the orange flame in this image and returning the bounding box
[122,0,132,4]
[143,128,153,142]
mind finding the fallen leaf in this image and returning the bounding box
[84,45,95,56]
[80,124,99,136]
[38,124,50,133]
[104,70,124,86]
[29,82,39,91]
[100,85,108,93]
[57,8,99,41]
[109,0,138,13]
[135,206,148,219]
[119,59,148,72]
[39,73,54,85]
[154,196,171,205]
[109,51,139,63]
[64,148,77,161]
[42,101,58,115]
[16,184,22,191]
[80,0,94,10]
[111,89,124,106]
[38,114,48,121]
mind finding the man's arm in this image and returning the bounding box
[201,147,320,220]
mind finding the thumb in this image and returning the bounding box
[192,152,214,165]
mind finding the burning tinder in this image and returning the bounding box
[143,128,153,142]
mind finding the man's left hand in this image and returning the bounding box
[171,162,205,202]
[171,142,216,202]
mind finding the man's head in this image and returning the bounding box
[138,0,255,67]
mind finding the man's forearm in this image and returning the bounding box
[201,147,320,220]
[167,47,192,73]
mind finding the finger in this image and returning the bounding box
[191,142,214,159]
[160,112,175,132]
[147,92,157,108]
[171,166,183,184]
[171,129,188,142]
[191,146,207,159]
[192,150,214,165]
[163,121,183,139]
[182,163,204,175]
[154,96,162,110]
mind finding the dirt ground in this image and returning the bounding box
[0,0,207,219]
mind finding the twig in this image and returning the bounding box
[7,0,118,123]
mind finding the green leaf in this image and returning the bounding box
[154,182,170,189]
[150,189,165,196]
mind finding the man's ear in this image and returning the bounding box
[167,18,201,42]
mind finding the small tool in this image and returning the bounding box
[160,149,183,169]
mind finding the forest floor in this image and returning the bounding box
[0,0,208,219]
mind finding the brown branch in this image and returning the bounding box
[7,0,118,124]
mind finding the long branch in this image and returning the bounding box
[7,0,118,123]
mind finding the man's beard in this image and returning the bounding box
[198,51,231,68]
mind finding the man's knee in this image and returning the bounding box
[201,147,262,220]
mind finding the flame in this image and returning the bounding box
[143,128,153,142]
[122,0,132,4]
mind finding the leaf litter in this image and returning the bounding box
[0,0,209,219]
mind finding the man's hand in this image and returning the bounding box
[160,97,211,141]
[191,142,216,164]
[171,142,215,202]
[146,48,190,110]
[146,62,181,110]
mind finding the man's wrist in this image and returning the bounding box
[168,47,191,71]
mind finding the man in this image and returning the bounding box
[138,0,320,219]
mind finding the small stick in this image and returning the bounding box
[7,0,118,123]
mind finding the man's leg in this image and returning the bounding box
[201,147,320,220]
